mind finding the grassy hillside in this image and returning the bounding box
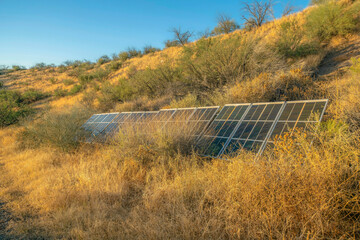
[1,0,360,238]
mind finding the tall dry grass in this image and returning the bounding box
[0,108,359,239]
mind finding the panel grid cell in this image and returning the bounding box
[187,106,220,138]
[219,102,285,158]
[87,112,120,142]
[197,104,251,158]
[266,99,328,150]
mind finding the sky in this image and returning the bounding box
[0,0,310,68]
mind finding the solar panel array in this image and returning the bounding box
[80,99,328,158]
[265,99,328,151]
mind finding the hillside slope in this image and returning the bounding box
[1,1,360,239]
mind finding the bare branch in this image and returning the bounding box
[212,14,239,35]
[170,27,193,46]
[241,0,273,29]
[282,1,296,16]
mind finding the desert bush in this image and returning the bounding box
[324,70,360,130]
[57,65,67,73]
[97,79,135,110]
[0,90,33,127]
[143,45,160,55]
[53,88,68,97]
[11,65,26,71]
[164,39,181,48]
[48,77,57,84]
[20,106,92,151]
[32,62,48,69]
[274,20,319,58]
[62,79,74,86]
[127,47,142,58]
[81,89,97,108]
[228,69,316,103]
[69,84,82,95]
[78,68,110,86]
[169,93,200,108]
[21,89,50,104]
[118,51,130,62]
[180,35,256,93]
[108,61,122,71]
[211,14,239,35]
[350,57,360,74]
[306,1,358,42]
[97,55,111,65]
[129,62,183,98]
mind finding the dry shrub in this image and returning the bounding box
[113,96,171,112]
[19,106,93,151]
[323,72,360,130]
[227,69,317,103]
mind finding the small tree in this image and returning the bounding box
[97,55,111,65]
[241,0,273,29]
[211,14,239,35]
[170,27,193,46]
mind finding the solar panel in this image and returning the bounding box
[78,100,328,158]
[80,114,100,132]
[265,99,328,152]
[219,102,285,157]
[162,108,196,131]
[153,109,176,127]
[197,104,251,158]
[187,106,219,138]
[87,113,119,142]
[99,112,132,140]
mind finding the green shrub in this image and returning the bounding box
[164,40,180,48]
[49,77,57,84]
[62,79,75,86]
[0,81,3,88]
[143,45,160,55]
[108,61,122,71]
[11,65,26,71]
[78,69,110,85]
[21,89,49,104]
[169,93,200,108]
[127,48,142,58]
[97,55,111,65]
[20,106,92,151]
[306,1,358,42]
[180,35,256,92]
[69,84,82,95]
[97,79,135,110]
[118,51,130,62]
[0,90,33,127]
[129,62,183,98]
[275,20,319,58]
[54,88,68,97]
[350,57,360,74]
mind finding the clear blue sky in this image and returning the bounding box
[0,0,310,68]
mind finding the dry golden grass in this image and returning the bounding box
[0,115,359,239]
